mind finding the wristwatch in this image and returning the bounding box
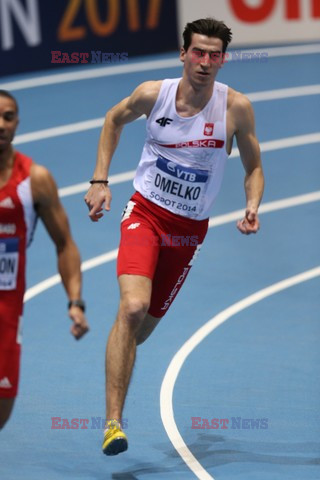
[68,299,86,312]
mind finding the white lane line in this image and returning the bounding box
[13,85,320,146]
[24,249,118,302]
[14,118,105,145]
[13,115,145,146]
[57,132,320,198]
[247,84,320,102]
[209,190,320,228]
[257,132,320,153]
[59,170,136,198]
[2,43,320,92]
[24,190,320,301]
[251,43,320,57]
[160,266,320,480]
[229,131,320,159]
[0,58,181,92]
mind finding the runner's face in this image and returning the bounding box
[0,97,19,152]
[180,34,224,87]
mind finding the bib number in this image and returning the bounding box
[149,157,209,216]
[0,238,19,290]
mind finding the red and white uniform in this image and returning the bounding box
[0,152,37,398]
[134,78,228,219]
[118,79,229,317]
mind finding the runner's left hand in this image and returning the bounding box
[237,209,260,235]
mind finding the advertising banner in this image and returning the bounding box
[177,0,320,46]
[0,0,179,77]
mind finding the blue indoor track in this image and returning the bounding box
[0,43,319,479]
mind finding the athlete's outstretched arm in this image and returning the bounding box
[233,94,264,234]
[31,164,89,339]
[84,81,161,222]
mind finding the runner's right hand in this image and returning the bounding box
[84,184,112,222]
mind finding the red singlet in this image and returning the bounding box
[0,152,36,398]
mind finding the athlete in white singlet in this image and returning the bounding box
[134,78,228,219]
[84,18,264,455]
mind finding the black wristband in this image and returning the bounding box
[68,299,86,312]
[89,179,109,185]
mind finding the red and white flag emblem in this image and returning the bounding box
[203,123,214,136]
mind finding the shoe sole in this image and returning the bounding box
[103,437,128,456]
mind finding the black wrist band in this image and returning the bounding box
[89,179,109,185]
[68,299,86,312]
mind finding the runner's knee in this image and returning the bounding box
[120,297,150,327]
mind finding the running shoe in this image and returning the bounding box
[102,420,128,456]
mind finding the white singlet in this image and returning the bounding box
[133,78,229,220]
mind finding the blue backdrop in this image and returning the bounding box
[0,0,178,76]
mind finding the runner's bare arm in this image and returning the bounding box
[31,164,89,339]
[84,81,161,222]
[233,93,264,234]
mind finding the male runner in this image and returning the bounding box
[85,18,264,455]
[0,90,89,429]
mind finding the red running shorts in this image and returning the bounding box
[117,192,208,317]
[0,309,22,398]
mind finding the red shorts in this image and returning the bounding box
[0,309,22,398]
[117,192,208,317]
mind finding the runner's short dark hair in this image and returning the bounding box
[0,90,19,113]
[183,18,232,53]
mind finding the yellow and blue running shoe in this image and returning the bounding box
[102,420,128,456]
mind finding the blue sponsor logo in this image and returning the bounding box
[0,237,19,253]
[156,157,208,183]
